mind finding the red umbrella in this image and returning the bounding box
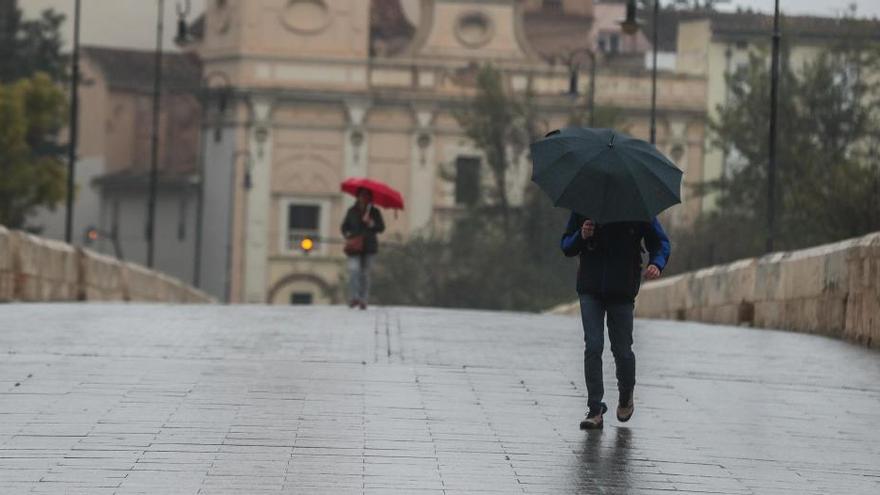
[341,177,405,210]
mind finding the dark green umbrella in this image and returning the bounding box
[530,127,682,223]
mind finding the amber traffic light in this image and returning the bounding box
[300,237,315,253]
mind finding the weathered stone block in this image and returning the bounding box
[123,262,161,302]
[0,226,14,302]
[844,233,880,347]
[754,252,787,302]
[638,271,694,320]
[9,231,79,302]
[80,248,125,301]
[40,237,79,301]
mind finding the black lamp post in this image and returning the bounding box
[64,0,81,244]
[649,0,660,145]
[175,0,191,43]
[620,0,656,143]
[621,0,640,36]
[567,2,643,129]
[567,48,598,127]
[767,0,781,253]
[145,0,165,268]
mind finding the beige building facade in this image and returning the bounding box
[183,0,708,304]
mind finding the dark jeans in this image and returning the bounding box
[579,294,636,411]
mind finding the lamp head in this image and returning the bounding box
[620,0,641,35]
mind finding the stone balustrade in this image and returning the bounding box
[0,225,215,304]
[549,231,880,349]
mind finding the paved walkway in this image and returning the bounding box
[0,304,878,494]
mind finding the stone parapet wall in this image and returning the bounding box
[636,232,879,348]
[0,226,15,301]
[0,226,215,304]
[844,234,880,345]
[549,231,880,349]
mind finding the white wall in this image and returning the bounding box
[28,156,105,244]
[97,185,199,287]
[198,127,239,302]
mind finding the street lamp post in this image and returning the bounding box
[767,0,781,253]
[64,0,81,244]
[649,0,659,145]
[175,0,191,43]
[620,1,652,140]
[567,48,598,127]
[589,55,599,127]
[145,0,165,268]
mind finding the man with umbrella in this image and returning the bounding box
[531,128,678,430]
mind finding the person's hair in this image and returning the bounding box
[357,188,373,199]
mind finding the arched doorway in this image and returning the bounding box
[268,273,337,305]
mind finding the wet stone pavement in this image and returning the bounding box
[0,305,879,494]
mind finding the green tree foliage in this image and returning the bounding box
[668,42,880,273]
[0,0,66,83]
[0,0,69,229]
[0,74,68,228]
[371,65,622,311]
[451,66,533,229]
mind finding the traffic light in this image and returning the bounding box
[299,237,315,254]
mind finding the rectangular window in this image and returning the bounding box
[287,204,321,249]
[290,292,314,305]
[455,157,481,206]
[609,34,620,54]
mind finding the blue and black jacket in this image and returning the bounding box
[561,213,671,302]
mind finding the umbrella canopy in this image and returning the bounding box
[530,127,682,223]
[341,177,405,210]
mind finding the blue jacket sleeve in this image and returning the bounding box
[561,213,583,257]
[644,218,671,271]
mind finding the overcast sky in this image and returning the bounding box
[21,0,880,52]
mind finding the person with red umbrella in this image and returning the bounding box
[340,178,404,310]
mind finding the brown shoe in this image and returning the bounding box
[359,301,368,310]
[617,390,634,423]
[579,404,607,430]
[349,300,360,309]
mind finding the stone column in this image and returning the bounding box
[198,120,238,302]
[242,98,274,304]
[409,108,435,233]
[344,99,371,181]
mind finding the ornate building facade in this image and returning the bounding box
[183,0,708,304]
